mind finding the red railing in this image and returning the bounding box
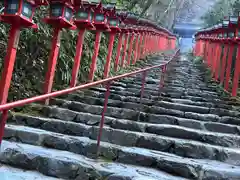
[0,0,178,150]
[194,16,240,97]
[0,49,180,151]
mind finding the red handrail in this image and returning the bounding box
[0,49,179,112]
[0,48,179,149]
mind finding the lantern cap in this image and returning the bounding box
[89,0,101,5]
[229,16,238,24]
[19,0,48,6]
[222,19,229,27]
[103,0,117,10]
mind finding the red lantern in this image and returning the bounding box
[92,2,110,31]
[73,0,95,30]
[1,0,48,28]
[43,0,75,29]
[105,5,120,33]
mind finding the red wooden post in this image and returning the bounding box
[142,33,147,58]
[206,41,210,65]
[89,31,102,81]
[220,44,228,84]
[149,35,152,53]
[232,44,240,96]
[207,41,211,65]
[70,29,86,87]
[214,43,222,81]
[213,43,219,75]
[133,33,140,64]
[137,33,143,60]
[224,44,234,91]
[146,34,150,55]
[127,33,135,65]
[209,42,213,67]
[121,33,129,67]
[0,27,20,105]
[196,39,200,56]
[103,33,115,78]
[207,42,212,68]
[204,40,207,61]
[114,33,123,71]
[44,28,61,101]
[210,42,216,71]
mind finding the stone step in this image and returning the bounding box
[128,78,217,90]
[78,88,227,106]
[120,77,215,87]
[73,89,234,110]
[9,113,240,165]
[11,112,240,148]
[98,85,221,104]
[4,124,240,180]
[0,140,187,180]
[49,98,240,127]
[52,94,239,125]
[43,106,240,148]
[111,83,219,97]
[119,78,218,91]
[0,165,61,180]
[84,87,229,106]
[97,84,239,108]
[58,95,210,114]
[170,98,232,110]
[90,86,220,100]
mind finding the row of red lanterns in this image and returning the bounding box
[0,0,176,105]
[194,15,240,97]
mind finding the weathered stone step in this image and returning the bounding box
[170,98,233,110]
[0,165,61,180]
[108,85,219,100]
[4,124,240,180]
[74,89,234,110]
[11,112,240,147]
[9,113,240,165]
[78,88,226,106]
[50,98,240,126]
[60,94,240,122]
[119,78,217,91]
[124,75,217,92]
[87,86,226,105]
[1,140,187,180]
[50,98,184,120]
[56,94,210,114]
[43,106,240,147]
[90,85,220,100]
[111,82,218,95]
[109,73,211,86]
[95,88,239,112]
[123,77,213,88]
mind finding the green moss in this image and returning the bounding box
[193,56,203,65]
[13,104,44,117]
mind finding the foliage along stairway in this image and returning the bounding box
[0,51,240,180]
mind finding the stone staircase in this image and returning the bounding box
[1,53,240,180]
